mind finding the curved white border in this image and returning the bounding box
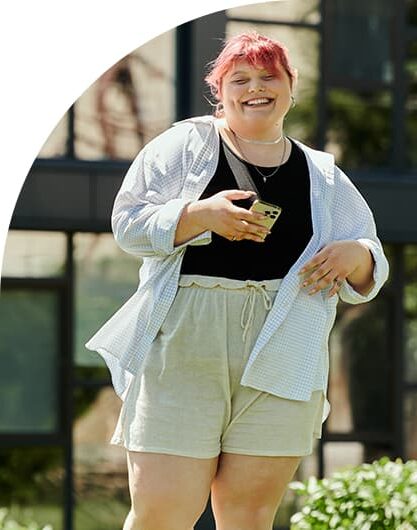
[0,0,274,276]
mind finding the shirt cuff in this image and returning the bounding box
[149,198,212,255]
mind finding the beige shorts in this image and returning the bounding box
[111,275,325,458]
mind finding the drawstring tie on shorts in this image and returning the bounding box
[240,284,273,342]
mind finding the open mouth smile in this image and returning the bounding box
[243,97,274,107]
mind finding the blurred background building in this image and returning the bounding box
[1,1,417,529]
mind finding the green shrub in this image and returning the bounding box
[289,457,417,529]
[0,508,52,530]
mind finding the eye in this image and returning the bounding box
[233,78,248,84]
[262,74,276,81]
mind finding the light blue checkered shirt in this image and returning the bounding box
[86,116,389,422]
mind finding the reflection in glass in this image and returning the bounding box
[0,290,59,433]
[38,112,69,158]
[227,0,321,24]
[327,89,391,168]
[227,22,319,145]
[406,38,417,168]
[327,295,393,447]
[407,0,417,27]
[74,233,139,367]
[2,230,67,278]
[74,30,175,160]
[405,245,417,383]
[404,392,417,460]
[73,386,129,530]
[324,442,364,477]
[0,446,64,529]
[327,0,393,85]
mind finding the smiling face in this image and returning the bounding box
[219,60,293,139]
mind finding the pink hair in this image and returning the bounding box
[205,31,297,102]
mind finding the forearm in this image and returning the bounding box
[174,201,209,246]
[346,241,375,295]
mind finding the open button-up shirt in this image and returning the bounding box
[85,116,389,423]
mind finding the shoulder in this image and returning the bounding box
[143,115,218,160]
[291,138,335,181]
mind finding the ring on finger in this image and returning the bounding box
[334,278,343,288]
[231,235,237,241]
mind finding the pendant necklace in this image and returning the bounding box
[232,130,287,183]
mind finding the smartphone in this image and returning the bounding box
[249,199,283,234]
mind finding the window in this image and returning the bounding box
[0,289,60,433]
[227,0,321,25]
[74,30,176,160]
[2,231,67,278]
[74,233,139,369]
[326,89,392,168]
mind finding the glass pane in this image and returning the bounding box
[38,112,69,158]
[327,89,392,168]
[227,0,321,25]
[405,245,417,383]
[74,30,175,160]
[226,23,319,145]
[327,0,393,85]
[327,294,393,438]
[324,442,364,476]
[0,446,64,530]
[407,0,417,26]
[404,392,417,460]
[74,233,139,367]
[73,386,130,529]
[0,289,60,433]
[2,230,67,278]
[406,38,417,169]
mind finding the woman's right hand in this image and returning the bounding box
[175,189,270,245]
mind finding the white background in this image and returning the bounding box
[0,0,271,277]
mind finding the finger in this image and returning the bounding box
[237,219,270,238]
[302,265,332,287]
[234,207,268,225]
[327,277,344,298]
[298,259,326,277]
[221,190,257,201]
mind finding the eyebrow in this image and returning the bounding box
[229,69,276,77]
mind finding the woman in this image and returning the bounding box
[86,32,389,530]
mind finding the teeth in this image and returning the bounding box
[246,98,271,105]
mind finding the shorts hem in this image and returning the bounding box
[110,439,220,459]
[221,446,314,457]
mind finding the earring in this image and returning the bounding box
[290,95,296,108]
[216,102,224,116]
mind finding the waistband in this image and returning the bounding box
[178,274,283,291]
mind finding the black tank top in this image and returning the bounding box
[180,137,313,280]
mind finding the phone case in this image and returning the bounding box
[250,200,283,232]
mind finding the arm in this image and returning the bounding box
[111,124,211,258]
[300,166,389,303]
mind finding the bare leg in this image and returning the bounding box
[123,451,219,530]
[211,452,302,530]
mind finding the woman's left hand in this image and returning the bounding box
[299,240,375,297]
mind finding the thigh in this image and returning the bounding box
[127,451,219,519]
[211,452,301,530]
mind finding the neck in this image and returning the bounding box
[226,121,283,146]
[233,129,283,145]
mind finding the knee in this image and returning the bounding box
[127,492,206,530]
[212,495,280,530]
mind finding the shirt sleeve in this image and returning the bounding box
[331,166,389,304]
[111,125,212,258]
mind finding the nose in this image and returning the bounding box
[248,80,265,93]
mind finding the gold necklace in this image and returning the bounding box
[232,131,287,181]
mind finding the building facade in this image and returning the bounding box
[1,2,417,529]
